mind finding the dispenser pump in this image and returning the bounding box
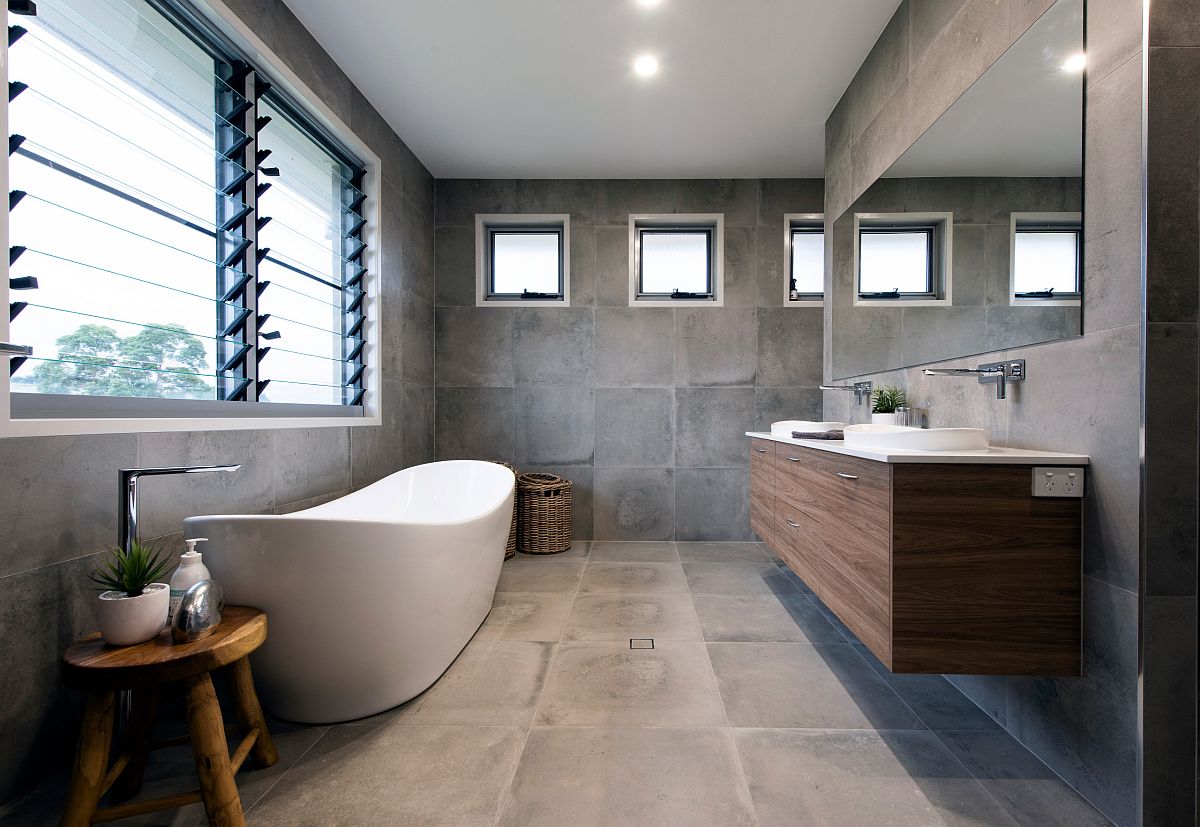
[182,537,207,565]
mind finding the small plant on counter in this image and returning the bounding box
[871,385,907,414]
[90,541,173,597]
[90,541,175,646]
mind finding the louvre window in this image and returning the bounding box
[6,0,368,412]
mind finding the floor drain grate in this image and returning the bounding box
[630,639,654,650]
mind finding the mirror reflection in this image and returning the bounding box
[829,0,1084,379]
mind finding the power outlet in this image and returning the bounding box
[1032,467,1086,498]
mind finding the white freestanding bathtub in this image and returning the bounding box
[183,460,515,723]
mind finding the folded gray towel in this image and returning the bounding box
[792,430,844,440]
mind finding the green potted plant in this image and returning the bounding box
[90,541,173,646]
[871,385,907,426]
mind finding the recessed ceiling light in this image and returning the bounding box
[633,54,659,78]
[1061,53,1086,73]
[636,0,662,7]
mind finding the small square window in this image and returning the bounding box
[629,215,723,306]
[855,214,951,303]
[1012,215,1081,300]
[787,216,824,302]
[476,215,570,305]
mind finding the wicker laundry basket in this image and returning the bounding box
[492,462,519,559]
[517,473,573,554]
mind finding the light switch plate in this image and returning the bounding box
[1032,467,1085,498]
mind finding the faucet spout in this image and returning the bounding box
[922,360,1025,400]
[119,465,241,553]
[819,381,874,406]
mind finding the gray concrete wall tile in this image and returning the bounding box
[595,307,675,387]
[758,178,825,227]
[515,179,597,225]
[435,179,517,226]
[1086,0,1143,85]
[675,468,751,541]
[676,308,757,387]
[675,179,757,226]
[435,306,514,387]
[272,427,352,506]
[401,382,435,467]
[595,388,674,467]
[351,379,406,487]
[401,291,436,385]
[514,386,595,466]
[593,468,674,540]
[1149,0,1200,46]
[594,226,631,306]
[675,388,755,467]
[723,226,758,308]
[754,387,824,431]
[756,226,787,308]
[435,225,477,307]
[514,308,595,387]
[570,226,597,307]
[399,199,435,304]
[595,179,676,225]
[435,387,514,463]
[757,307,823,387]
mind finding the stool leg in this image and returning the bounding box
[108,689,161,803]
[228,657,278,768]
[185,674,244,827]
[59,691,115,827]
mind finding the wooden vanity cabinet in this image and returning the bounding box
[750,440,1081,676]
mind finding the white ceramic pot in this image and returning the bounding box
[871,413,898,426]
[97,583,169,646]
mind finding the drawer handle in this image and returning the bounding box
[835,471,859,480]
[785,456,802,462]
[785,518,802,528]
[753,447,768,453]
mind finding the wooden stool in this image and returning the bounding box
[59,606,277,827]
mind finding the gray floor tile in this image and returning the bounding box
[683,560,802,597]
[936,730,1113,826]
[853,644,1003,732]
[477,592,575,642]
[390,640,554,726]
[250,724,525,826]
[515,540,590,561]
[677,541,774,563]
[499,727,756,827]
[561,594,703,642]
[578,561,690,594]
[588,541,679,562]
[536,642,727,726]
[707,642,920,729]
[693,593,843,643]
[497,559,585,593]
[735,728,1015,826]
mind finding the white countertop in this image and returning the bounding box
[746,431,1090,465]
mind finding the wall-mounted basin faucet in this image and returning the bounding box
[819,381,873,406]
[119,465,240,553]
[923,359,1026,400]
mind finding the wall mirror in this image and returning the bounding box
[829,0,1084,379]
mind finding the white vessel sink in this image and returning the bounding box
[843,424,989,452]
[771,420,848,437]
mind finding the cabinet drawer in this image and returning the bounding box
[774,446,891,553]
[773,499,821,591]
[749,439,776,544]
[750,438,775,465]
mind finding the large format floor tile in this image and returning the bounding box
[535,642,727,726]
[496,559,585,592]
[693,592,843,643]
[561,593,703,642]
[707,642,920,729]
[588,541,679,563]
[499,727,756,827]
[853,644,1003,732]
[391,640,554,726]
[676,541,774,563]
[683,560,802,597]
[250,724,526,826]
[577,561,690,594]
[734,728,1015,826]
[476,592,575,642]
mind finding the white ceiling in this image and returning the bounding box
[281,0,902,179]
[885,0,1083,179]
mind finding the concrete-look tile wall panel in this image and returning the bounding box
[822,0,1156,822]
[0,0,437,803]
[435,179,824,540]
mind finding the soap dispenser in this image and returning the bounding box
[169,538,211,625]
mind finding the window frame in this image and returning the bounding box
[1009,211,1083,307]
[474,214,570,307]
[627,213,724,308]
[784,213,825,306]
[0,0,383,438]
[852,212,953,307]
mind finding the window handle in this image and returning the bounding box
[669,289,710,299]
[785,518,802,529]
[521,290,558,299]
[1014,289,1056,298]
[858,289,901,299]
[835,472,859,480]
